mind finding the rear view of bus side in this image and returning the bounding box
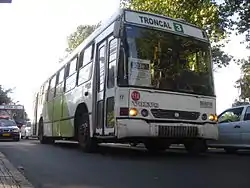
[32,9,218,154]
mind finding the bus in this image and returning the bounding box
[0,104,26,126]
[32,9,218,153]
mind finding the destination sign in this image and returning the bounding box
[124,10,208,41]
[0,105,24,110]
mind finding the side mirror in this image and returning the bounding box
[113,19,122,38]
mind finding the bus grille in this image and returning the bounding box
[151,109,200,120]
[158,126,198,138]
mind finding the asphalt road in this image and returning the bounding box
[0,139,249,188]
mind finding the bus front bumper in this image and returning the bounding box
[116,119,218,140]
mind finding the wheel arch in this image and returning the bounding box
[38,116,43,136]
[74,102,90,140]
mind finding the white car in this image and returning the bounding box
[207,105,250,153]
[21,122,32,139]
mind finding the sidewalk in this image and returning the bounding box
[0,152,33,188]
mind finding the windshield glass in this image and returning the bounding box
[0,119,17,127]
[122,25,214,96]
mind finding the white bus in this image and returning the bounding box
[32,9,218,153]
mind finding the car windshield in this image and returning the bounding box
[122,25,214,96]
[0,119,17,127]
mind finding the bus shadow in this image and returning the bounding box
[53,141,211,161]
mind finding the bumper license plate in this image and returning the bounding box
[2,133,10,137]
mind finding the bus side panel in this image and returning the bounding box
[52,83,64,137]
[43,100,53,136]
[59,93,75,137]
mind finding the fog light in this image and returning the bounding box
[209,114,218,121]
[129,108,138,116]
[141,109,149,117]
[201,113,207,120]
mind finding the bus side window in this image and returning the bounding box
[55,68,65,96]
[65,57,77,92]
[48,75,56,101]
[44,81,49,102]
[39,85,44,104]
[78,44,94,85]
[108,38,117,88]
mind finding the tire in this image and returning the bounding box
[38,120,54,145]
[78,113,97,153]
[14,138,20,142]
[224,147,238,154]
[184,139,208,155]
[144,141,169,153]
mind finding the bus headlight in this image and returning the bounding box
[129,108,138,116]
[209,114,218,122]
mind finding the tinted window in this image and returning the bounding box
[0,119,16,127]
[106,97,114,128]
[244,106,250,121]
[58,68,65,84]
[98,46,105,92]
[81,45,93,68]
[78,63,93,85]
[108,38,117,88]
[219,107,244,123]
[50,75,56,90]
[69,58,77,76]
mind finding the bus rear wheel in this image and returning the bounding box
[38,120,54,144]
[78,114,97,153]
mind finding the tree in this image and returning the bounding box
[66,23,100,53]
[120,0,242,68]
[0,85,12,105]
[235,56,250,102]
[219,0,250,48]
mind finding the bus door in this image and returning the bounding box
[95,36,117,136]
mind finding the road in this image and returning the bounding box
[0,140,249,188]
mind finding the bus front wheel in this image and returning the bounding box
[78,113,97,153]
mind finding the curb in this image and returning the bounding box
[0,152,34,188]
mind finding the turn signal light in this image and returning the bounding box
[209,114,218,122]
[129,108,138,116]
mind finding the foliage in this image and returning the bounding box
[235,56,250,101]
[66,23,101,53]
[219,0,250,48]
[0,85,12,105]
[120,0,247,68]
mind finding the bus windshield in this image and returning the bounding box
[121,25,214,96]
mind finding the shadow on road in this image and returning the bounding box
[51,141,250,160]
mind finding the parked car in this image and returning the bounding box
[21,121,32,139]
[207,105,250,153]
[0,117,21,141]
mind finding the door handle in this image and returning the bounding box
[234,125,240,128]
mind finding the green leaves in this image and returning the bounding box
[0,85,12,105]
[235,57,250,102]
[66,24,99,53]
[219,0,250,48]
[121,0,246,69]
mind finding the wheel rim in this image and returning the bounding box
[79,122,88,146]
